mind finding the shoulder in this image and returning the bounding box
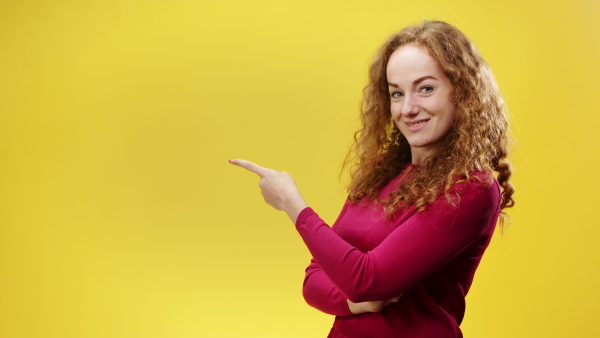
[442,171,501,229]
[404,173,500,240]
[426,170,500,215]
[451,171,500,200]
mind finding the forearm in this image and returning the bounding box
[347,296,402,314]
[303,260,354,316]
[304,261,401,316]
[295,184,496,303]
[282,193,309,224]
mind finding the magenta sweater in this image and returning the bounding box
[296,170,501,337]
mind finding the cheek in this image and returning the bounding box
[441,110,456,133]
[436,99,454,120]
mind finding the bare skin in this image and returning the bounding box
[229,158,401,314]
[347,296,402,314]
[229,159,308,223]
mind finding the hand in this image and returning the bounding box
[229,159,309,223]
[347,295,402,314]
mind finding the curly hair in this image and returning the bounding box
[345,20,514,228]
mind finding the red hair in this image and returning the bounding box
[344,21,514,228]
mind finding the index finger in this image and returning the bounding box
[229,159,268,177]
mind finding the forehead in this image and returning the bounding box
[386,44,445,82]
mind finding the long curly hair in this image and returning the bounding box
[345,20,514,227]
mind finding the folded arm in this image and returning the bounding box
[303,258,401,315]
[296,181,500,303]
[229,160,499,306]
[302,201,402,315]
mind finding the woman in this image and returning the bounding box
[230,20,514,337]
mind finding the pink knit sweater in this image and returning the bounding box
[296,170,501,337]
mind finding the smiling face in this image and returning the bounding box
[386,44,455,164]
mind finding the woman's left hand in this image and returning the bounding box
[229,159,309,223]
[347,295,402,314]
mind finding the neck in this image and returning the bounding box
[411,147,438,165]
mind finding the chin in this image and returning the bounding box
[407,139,431,148]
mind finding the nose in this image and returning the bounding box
[401,94,419,116]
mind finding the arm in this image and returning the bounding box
[228,159,395,314]
[229,159,498,303]
[301,201,354,316]
[303,258,354,316]
[295,180,500,303]
[304,258,401,315]
[302,202,399,316]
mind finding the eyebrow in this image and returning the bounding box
[388,75,437,88]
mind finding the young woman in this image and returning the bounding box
[230,20,514,337]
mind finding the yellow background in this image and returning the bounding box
[1,0,598,337]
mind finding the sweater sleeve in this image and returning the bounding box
[301,200,354,316]
[302,258,354,316]
[295,179,500,303]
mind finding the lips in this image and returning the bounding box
[405,119,430,132]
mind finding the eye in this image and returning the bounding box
[419,86,434,94]
[390,91,403,98]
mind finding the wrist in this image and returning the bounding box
[347,299,359,314]
[284,194,308,224]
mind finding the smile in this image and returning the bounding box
[405,119,430,132]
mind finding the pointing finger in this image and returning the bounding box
[229,159,269,177]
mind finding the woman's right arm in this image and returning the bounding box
[296,180,500,303]
[303,200,401,316]
[304,258,401,315]
[303,258,355,316]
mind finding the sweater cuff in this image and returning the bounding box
[295,207,316,227]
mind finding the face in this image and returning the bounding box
[386,44,455,164]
